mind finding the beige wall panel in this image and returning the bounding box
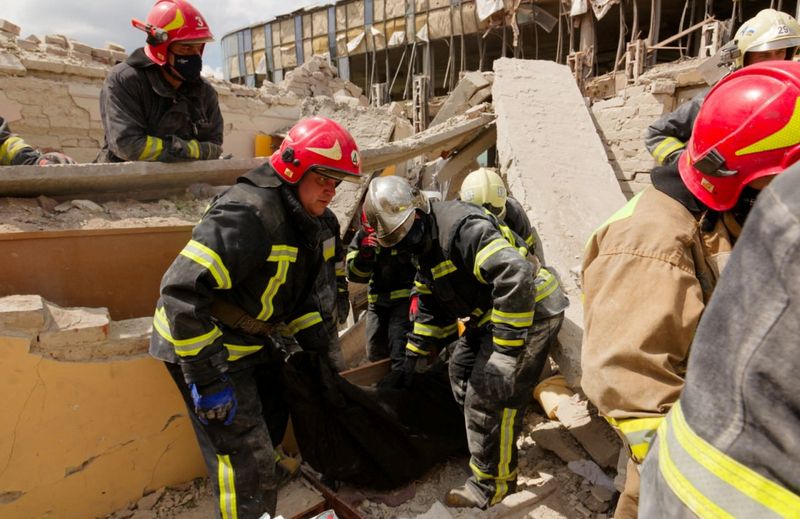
[415,13,428,33]
[303,40,313,60]
[280,19,295,43]
[337,5,347,29]
[252,26,266,50]
[272,22,281,46]
[313,35,329,55]
[245,52,255,75]
[462,2,479,34]
[281,44,297,68]
[273,47,283,69]
[312,10,328,35]
[347,0,365,27]
[386,0,405,18]
[415,0,427,13]
[303,14,312,38]
[375,0,385,22]
[337,32,348,55]
[429,0,450,9]
[428,9,452,39]
[230,55,240,77]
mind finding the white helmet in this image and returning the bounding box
[459,167,508,219]
[722,9,800,69]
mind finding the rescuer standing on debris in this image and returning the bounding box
[645,8,800,165]
[581,61,800,519]
[1,116,75,166]
[459,167,546,262]
[150,116,362,518]
[346,209,415,371]
[97,0,223,163]
[638,159,800,519]
[363,176,567,509]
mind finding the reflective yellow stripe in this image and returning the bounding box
[368,293,378,303]
[406,342,430,356]
[0,136,31,164]
[346,250,360,262]
[138,136,165,161]
[474,239,514,284]
[390,288,411,299]
[163,7,186,32]
[659,402,800,518]
[284,312,322,335]
[335,260,346,276]
[493,407,517,505]
[525,234,535,247]
[492,336,524,348]
[322,237,335,261]
[224,343,263,361]
[414,280,432,294]
[153,307,222,357]
[535,268,559,302]
[492,308,534,328]
[478,311,492,327]
[432,260,457,279]
[258,245,298,320]
[606,415,664,462]
[217,454,237,519]
[737,97,800,156]
[179,239,232,289]
[349,263,371,278]
[653,136,686,164]
[413,322,457,339]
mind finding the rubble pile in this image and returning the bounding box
[278,55,368,107]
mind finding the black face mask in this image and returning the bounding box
[731,186,761,226]
[172,54,203,82]
[396,216,428,254]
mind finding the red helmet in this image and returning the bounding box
[270,116,363,185]
[133,0,214,66]
[679,61,800,211]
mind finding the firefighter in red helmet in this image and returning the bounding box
[97,0,223,163]
[151,116,361,518]
[581,61,800,519]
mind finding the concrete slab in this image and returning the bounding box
[493,59,628,386]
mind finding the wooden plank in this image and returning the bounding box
[340,358,391,386]
[301,467,367,519]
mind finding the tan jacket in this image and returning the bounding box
[581,187,737,426]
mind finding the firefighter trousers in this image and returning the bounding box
[365,300,412,371]
[448,313,564,507]
[166,360,289,519]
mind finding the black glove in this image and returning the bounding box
[198,141,223,160]
[336,294,351,324]
[402,355,424,387]
[483,351,519,401]
[190,375,237,425]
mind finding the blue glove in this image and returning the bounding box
[190,375,237,426]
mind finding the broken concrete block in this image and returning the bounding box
[64,63,107,78]
[109,50,128,63]
[0,19,21,36]
[414,501,454,519]
[0,295,46,334]
[676,68,704,86]
[45,44,69,57]
[344,82,363,98]
[468,85,492,106]
[69,40,93,55]
[486,479,558,518]
[36,304,110,357]
[45,34,68,48]
[20,57,65,74]
[554,394,622,469]
[0,53,26,76]
[431,70,492,126]
[15,37,40,51]
[649,78,676,95]
[106,42,126,52]
[529,421,587,463]
[386,101,405,117]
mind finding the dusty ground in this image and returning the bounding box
[106,409,615,519]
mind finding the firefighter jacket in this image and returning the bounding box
[97,48,223,163]
[406,200,565,359]
[346,229,416,307]
[503,197,545,262]
[150,164,330,380]
[316,209,348,323]
[0,116,42,165]
[581,172,738,463]
[644,89,708,166]
[640,170,800,518]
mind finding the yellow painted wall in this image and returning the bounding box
[0,335,205,518]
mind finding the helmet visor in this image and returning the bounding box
[312,166,363,185]
[376,211,415,247]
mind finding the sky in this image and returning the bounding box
[4,0,310,77]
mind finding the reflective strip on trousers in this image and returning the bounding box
[658,402,800,519]
[217,454,238,519]
[469,407,518,506]
[606,415,663,463]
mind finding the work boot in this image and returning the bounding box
[445,484,487,509]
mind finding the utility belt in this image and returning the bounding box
[211,299,278,338]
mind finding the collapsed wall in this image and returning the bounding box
[587,60,709,195]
